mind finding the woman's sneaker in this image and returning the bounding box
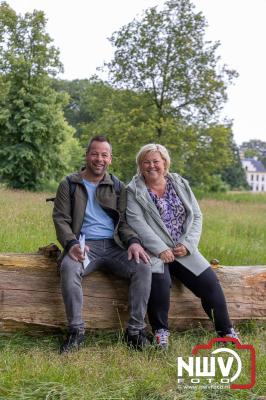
[217,327,241,344]
[223,327,241,343]
[154,329,170,350]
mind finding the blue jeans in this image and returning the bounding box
[60,239,152,333]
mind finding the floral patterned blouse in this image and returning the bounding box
[148,177,187,243]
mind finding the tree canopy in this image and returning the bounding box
[58,78,236,188]
[221,140,249,190]
[106,0,237,137]
[0,2,82,190]
[240,139,266,168]
[0,0,246,192]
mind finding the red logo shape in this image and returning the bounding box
[192,337,256,389]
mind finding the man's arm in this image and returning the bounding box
[52,179,79,252]
[116,183,142,246]
[116,183,150,264]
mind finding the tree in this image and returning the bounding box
[53,76,156,180]
[106,0,237,137]
[52,78,95,137]
[75,78,159,181]
[221,141,249,190]
[0,2,82,190]
[56,77,234,186]
[178,124,233,190]
[240,139,266,168]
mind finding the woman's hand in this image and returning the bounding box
[173,244,188,257]
[159,249,175,263]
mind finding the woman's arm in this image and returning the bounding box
[177,178,203,254]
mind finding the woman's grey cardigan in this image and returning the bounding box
[126,173,210,276]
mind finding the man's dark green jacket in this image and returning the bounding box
[53,171,140,252]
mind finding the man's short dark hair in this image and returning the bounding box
[86,135,112,153]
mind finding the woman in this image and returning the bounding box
[126,143,238,349]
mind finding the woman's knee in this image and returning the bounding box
[196,268,220,291]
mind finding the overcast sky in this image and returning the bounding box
[6,0,266,145]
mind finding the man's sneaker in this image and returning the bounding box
[60,328,85,354]
[124,329,150,350]
[154,329,170,350]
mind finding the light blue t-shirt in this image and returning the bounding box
[80,179,114,240]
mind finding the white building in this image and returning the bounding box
[241,158,266,192]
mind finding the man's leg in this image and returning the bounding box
[59,253,98,353]
[60,242,106,330]
[99,240,152,342]
[60,254,85,330]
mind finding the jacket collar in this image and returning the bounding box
[128,174,156,204]
[128,174,171,230]
[68,169,114,186]
[130,174,147,197]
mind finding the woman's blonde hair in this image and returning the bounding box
[136,144,171,174]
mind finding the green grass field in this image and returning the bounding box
[1,188,265,266]
[200,198,266,266]
[0,188,265,399]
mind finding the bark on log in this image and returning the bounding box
[0,252,265,333]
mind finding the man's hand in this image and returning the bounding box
[159,249,175,263]
[128,243,151,264]
[68,243,90,262]
[173,244,188,257]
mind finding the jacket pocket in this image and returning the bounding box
[149,254,164,273]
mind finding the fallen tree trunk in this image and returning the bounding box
[0,252,265,333]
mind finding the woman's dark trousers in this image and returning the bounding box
[147,261,232,336]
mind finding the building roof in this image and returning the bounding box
[243,158,266,172]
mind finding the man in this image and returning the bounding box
[53,135,151,353]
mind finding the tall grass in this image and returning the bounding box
[0,326,265,400]
[0,188,265,399]
[0,188,265,266]
[199,191,266,203]
[200,199,266,265]
[0,188,55,253]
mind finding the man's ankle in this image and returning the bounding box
[69,326,85,334]
[124,328,150,350]
[60,327,85,354]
